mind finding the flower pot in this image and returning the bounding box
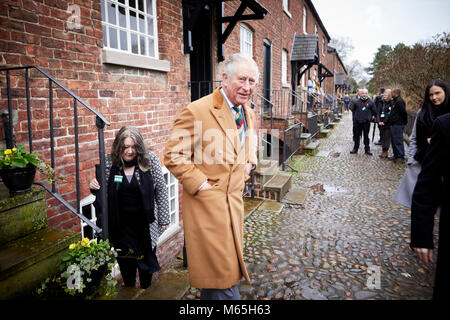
[0,164,36,195]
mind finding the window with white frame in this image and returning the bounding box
[314,24,318,35]
[159,166,180,242]
[240,23,253,58]
[322,38,325,56]
[101,0,158,58]
[283,0,291,17]
[303,6,307,34]
[282,49,288,86]
[79,194,98,240]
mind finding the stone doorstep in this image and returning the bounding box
[263,172,292,201]
[0,227,79,299]
[300,133,312,147]
[301,140,320,155]
[283,187,309,205]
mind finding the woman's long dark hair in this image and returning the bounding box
[111,126,151,171]
[417,79,449,130]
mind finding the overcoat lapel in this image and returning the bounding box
[210,87,241,155]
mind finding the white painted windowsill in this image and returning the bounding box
[102,48,170,72]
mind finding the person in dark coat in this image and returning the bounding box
[414,79,450,164]
[387,88,408,162]
[373,87,385,145]
[376,89,392,158]
[410,112,450,300]
[90,126,170,289]
[394,80,450,208]
[349,88,376,155]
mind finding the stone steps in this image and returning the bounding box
[300,140,320,155]
[0,227,80,299]
[263,171,292,201]
[0,185,79,299]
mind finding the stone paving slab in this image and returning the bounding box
[283,187,309,205]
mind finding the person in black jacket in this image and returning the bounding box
[387,88,408,163]
[373,87,385,145]
[350,88,376,155]
[411,113,450,300]
[376,89,392,158]
[90,126,170,289]
[414,79,450,164]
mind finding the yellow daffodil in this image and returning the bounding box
[12,147,16,152]
[69,243,76,250]
[4,149,11,155]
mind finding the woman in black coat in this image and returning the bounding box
[90,126,170,289]
[414,79,450,164]
[411,113,450,300]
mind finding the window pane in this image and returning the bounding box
[102,25,107,46]
[170,198,175,210]
[129,0,136,9]
[131,33,138,53]
[139,14,145,33]
[118,6,126,28]
[170,185,175,197]
[118,0,125,4]
[130,10,137,31]
[101,0,105,21]
[147,18,154,36]
[107,1,116,25]
[146,0,153,15]
[138,0,144,12]
[120,30,127,50]
[148,38,154,57]
[109,27,118,49]
[140,35,146,55]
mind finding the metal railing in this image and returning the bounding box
[0,66,110,239]
[282,122,302,171]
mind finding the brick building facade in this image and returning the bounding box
[0,0,346,274]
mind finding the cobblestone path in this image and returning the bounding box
[183,112,437,300]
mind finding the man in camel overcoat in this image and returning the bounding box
[164,53,258,300]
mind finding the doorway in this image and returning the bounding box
[189,4,213,102]
[263,39,272,112]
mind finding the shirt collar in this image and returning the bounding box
[220,88,240,111]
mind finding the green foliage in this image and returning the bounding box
[368,33,450,110]
[37,238,118,298]
[0,144,64,183]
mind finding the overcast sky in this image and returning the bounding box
[311,0,450,70]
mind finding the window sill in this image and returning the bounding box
[157,224,182,247]
[282,82,290,88]
[102,48,170,72]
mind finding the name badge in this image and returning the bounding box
[362,107,366,111]
[114,175,123,183]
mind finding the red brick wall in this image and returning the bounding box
[0,0,188,262]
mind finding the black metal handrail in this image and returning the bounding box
[0,65,110,238]
[282,122,302,171]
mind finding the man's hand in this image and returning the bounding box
[198,181,213,191]
[412,247,434,268]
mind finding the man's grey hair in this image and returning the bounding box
[223,53,260,83]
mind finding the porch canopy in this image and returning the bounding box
[290,34,319,87]
[183,0,269,61]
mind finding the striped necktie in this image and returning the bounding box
[232,106,244,141]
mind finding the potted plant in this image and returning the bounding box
[37,237,119,299]
[0,144,62,195]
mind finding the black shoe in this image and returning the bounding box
[387,156,396,161]
[365,151,373,156]
[374,141,382,145]
[350,149,357,154]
